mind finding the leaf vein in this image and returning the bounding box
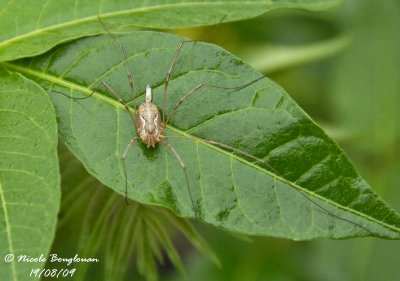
[0,109,52,143]
[0,177,18,281]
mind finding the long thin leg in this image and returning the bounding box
[163,135,275,173]
[164,76,265,126]
[52,81,135,130]
[162,40,197,124]
[58,80,140,206]
[97,16,137,110]
[163,135,375,235]
[162,15,228,124]
[121,137,138,205]
[101,81,137,129]
[51,80,118,102]
[98,82,140,206]
[51,89,96,100]
[160,140,197,219]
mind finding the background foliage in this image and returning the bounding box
[166,0,399,280]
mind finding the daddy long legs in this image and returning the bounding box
[50,20,378,238]
[54,18,267,219]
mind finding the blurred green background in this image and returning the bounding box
[168,0,400,280]
[49,0,399,280]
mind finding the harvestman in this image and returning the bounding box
[87,27,266,214]
[50,19,267,215]
[54,20,375,235]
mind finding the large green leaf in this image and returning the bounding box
[0,0,341,62]
[3,31,400,240]
[0,69,60,280]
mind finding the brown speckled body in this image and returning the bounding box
[135,102,163,148]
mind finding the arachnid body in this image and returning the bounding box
[135,86,163,148]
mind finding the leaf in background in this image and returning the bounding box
[0,69,60,280]
[330,0,399,154]
[242,32,349,73]
[4,31,400,240]
[223,12,350,73]
[0,0,341,62]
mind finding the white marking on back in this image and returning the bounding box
[145,84,152,103]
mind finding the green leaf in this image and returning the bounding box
[4,31,400,240]
[55,144,215,281]
[0,69,60,280]
[225,11,350,73]
[242,33,350,73]
[0,0,341,62]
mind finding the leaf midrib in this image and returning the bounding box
[0,0,337,48]
[3,61,399,235]
[0,2,259,47]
